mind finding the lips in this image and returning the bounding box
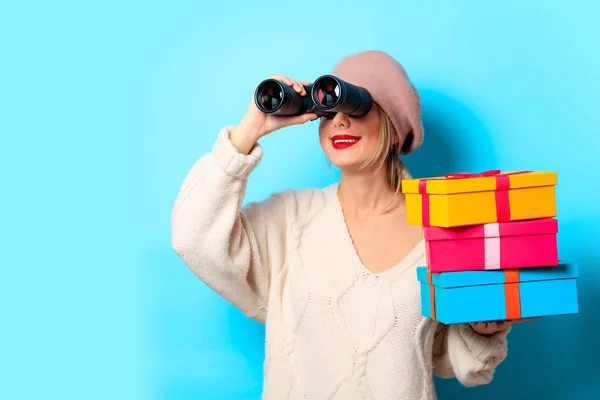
[330,135,361,150]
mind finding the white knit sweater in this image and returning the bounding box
[171,127,510,400]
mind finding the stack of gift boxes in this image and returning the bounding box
[401,170,579,325]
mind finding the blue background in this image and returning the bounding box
[2,1,599,399]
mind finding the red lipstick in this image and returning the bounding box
[330,135,361,150]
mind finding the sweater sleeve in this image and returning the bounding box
[431,322,510,387]
[171,126,288,323]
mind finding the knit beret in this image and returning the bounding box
[331,50,424,154]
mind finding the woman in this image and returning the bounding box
[171,50,511,399]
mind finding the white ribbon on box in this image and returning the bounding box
[483,223,501,270]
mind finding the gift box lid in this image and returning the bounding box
[417,262,578,289]
[402,170,557,195]
[424,218,558,241]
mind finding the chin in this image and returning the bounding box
[323,150,367,171]
[330,160,362,171]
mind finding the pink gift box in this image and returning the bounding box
[425,218,559,273]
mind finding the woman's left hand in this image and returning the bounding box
[469,318,538,336]
[469,321,511,335]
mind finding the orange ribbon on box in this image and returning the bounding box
[503,270,522,320]
[427,271,437,320]
[427,269,522,322]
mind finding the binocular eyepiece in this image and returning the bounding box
[254,75,372,119]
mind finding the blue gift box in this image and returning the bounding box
[416,262,579,324]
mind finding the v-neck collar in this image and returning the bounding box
[324,183,425,279]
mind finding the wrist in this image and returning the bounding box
[230,119,262,155]
[239,114,266,138]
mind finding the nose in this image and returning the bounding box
[332,112,350,129]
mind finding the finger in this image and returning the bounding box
[469,322,486,331]
[267,112,317,131]
[471,324,489,335]
[474,321,510,335]
[268,74,293,86]
[298,81,311,95]
[299,84,307,96]
[297,112,318,123]
[489,321,511,333]
[286,78,306,95]
[290,79,305,95]
[486,323,501,335]
[287,112,318,126]
[267,75,308,95]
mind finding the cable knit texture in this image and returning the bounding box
[171,127,510,400]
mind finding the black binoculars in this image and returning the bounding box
[254,75,372,119]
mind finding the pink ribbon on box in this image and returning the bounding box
[418,170,532,226]
[444,170,503,179]
[418,180,431,225]
[483,223,501,269]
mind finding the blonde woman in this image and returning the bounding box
[171,50,511,399]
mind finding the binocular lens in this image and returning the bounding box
[256,80,284,112]
[254,79,312,116]
[314,77,341,108]
[312,75,372,117]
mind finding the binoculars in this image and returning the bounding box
[254,75,372,119]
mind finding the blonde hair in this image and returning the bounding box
[359,105,411,194]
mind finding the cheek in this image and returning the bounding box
[358,120,381,143]
[318,120,331,143]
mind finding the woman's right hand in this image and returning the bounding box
[230,75,318,154]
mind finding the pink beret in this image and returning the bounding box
[331,50,424,154]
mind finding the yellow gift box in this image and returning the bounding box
[401,170,557,228]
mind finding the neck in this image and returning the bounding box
[337,168,405,217]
